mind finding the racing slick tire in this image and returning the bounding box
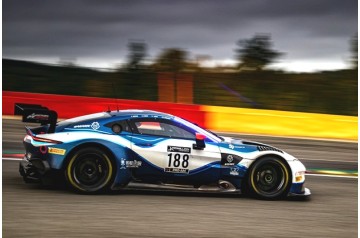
[247,156,291,200]
[65,147,114,193]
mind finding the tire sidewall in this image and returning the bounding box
[248,156,291,199]
[65,147,114,193]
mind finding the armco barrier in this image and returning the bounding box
[3,91,357,140]
[203,106,358,140]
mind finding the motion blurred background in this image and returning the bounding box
[3,0,357,117]
[2,2,358,238]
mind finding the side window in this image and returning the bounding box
[161,123,195,139]
[135,121,165,136]
[132,119,195,139]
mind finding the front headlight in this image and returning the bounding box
[295,171,305,182]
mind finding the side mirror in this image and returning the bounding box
[193,133,206,150]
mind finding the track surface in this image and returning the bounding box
[2,119,358,237]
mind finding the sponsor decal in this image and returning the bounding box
[74,124,91,128]
[48,147,66,155]
[229,144,235,150]
[27,113,49,120]
[221,153,242,166]
[230,167,239,176]
[167,146,191,153]
[91,122,100,130]
[126,160,142,168]
[164,168,189,174]
[120,159,126,169]
[226,155,234,163]
[120,159,142,169]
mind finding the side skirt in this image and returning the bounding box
[123,180,241,193]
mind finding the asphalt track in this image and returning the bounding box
[2,119,358,237]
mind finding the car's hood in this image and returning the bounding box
[218,136,283,154]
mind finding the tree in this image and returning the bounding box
[350,34,357,69]
[235,34,283,71]
[153,48,188,72]
[126,41,147,71]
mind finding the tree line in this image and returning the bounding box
[124,33,358,72]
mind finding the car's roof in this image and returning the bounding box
[57,109,174,126]
[108,109,173,118]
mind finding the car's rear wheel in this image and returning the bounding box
[247,156,291,200]
[65,147,114,193]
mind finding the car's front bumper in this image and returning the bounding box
[288,182,311,197]
[288,188,311,197]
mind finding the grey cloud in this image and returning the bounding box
[3,0,357,69]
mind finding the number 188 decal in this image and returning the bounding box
[165,153,190,173]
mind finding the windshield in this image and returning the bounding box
[205,128,224,141]
[174,117,223,143]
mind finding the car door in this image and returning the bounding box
[128,117,221,185]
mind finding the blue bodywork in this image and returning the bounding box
[20,109,309,198]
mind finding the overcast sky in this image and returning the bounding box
[3,0,358,72]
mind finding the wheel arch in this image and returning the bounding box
[249,153,291,173]
[62,142,117,170]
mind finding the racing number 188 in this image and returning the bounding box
[168,153,189,168]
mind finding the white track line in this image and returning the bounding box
[3,158,22,161]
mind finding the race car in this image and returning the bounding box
[16,103,310,200]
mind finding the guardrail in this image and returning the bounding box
[3,91,357,140]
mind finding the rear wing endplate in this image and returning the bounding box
[14,103,58,133]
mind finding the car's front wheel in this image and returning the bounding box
[247,156,291,200]
[65,147,114,193]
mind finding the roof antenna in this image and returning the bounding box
[112,82,120,112]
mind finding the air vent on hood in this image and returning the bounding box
[257,145,283,153]
[241,140,283,153]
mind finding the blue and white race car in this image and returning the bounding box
[17,103,310,200]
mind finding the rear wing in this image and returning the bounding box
[14,103,58,133]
